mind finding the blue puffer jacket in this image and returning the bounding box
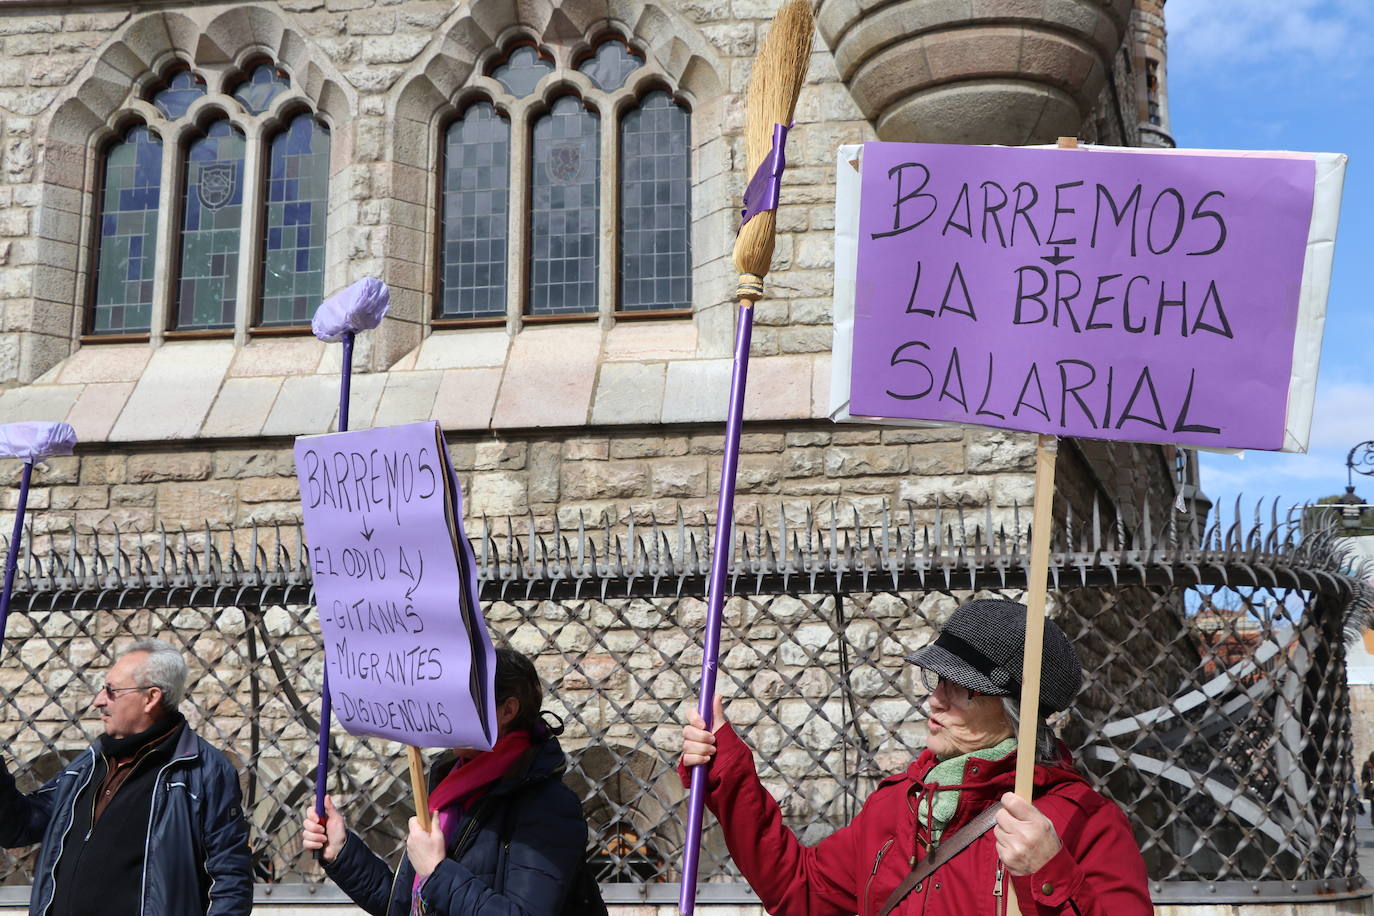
[0,724,253,915]
[326,736,587,916]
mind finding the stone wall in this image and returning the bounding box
[1,422,1043,539]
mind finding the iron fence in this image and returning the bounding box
[0,497,1368,905]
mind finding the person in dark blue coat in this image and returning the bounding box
[303,648,590,916]
[0,637,252,916]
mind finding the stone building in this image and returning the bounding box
[0,0,1184,545]
[0,0,1203,904]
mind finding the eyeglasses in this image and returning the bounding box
[919,669,980,708]
[98,683,155,698]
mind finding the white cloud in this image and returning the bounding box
[1196,379,1374,518]
[1167,0,1374,73]
[1308,380,1374,449]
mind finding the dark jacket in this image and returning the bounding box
[325,736,587,916]
[0,724,253,916]
[684,724,1151,916]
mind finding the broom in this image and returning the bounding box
[679,3,813,913]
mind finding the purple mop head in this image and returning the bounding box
[311,277,391,342]
[0,422,77,462]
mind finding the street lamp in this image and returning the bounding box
[1341,440,1374,531]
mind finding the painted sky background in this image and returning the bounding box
[1167,0,1373,519]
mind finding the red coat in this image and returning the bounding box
[683,724,1152,916]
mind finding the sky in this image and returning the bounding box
[1165,0,1374,523]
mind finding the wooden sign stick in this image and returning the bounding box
[408,746,432,831]
[1006,137,1076,915]
[1012,432,1059,798]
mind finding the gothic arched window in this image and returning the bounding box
[260,113,331,326]
[90,125,163,335]
[86,60,331,338]
[530,95,600,316]
[434,34,692,325]
[176,119,245,330]
[439,102,510,320]
[619,89,692,313]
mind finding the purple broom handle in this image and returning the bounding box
[680,305,753,916]
[314,330,355,843]
[0,461,34,653]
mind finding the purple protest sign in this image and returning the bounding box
[845,142,1319,451]
[294,421,496,749]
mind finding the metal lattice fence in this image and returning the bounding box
[0,498,1368,905]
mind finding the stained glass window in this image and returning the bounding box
[440,103,509,320]
[492,45,554,98]
[90,126,162,334]
[578,38,643,92]
[620,91,691,312]
[530,96,599,316]
[176,120,245,331]
[260,114,330,327]
[232,63,291,115]
[151,69,207,120]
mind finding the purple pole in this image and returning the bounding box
[680,305,753,916]
[314,330,355,851]
[0,461,34,651]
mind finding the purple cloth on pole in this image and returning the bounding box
[739,123,790,227]
[0,422,77,462]
[311,278,391,342]
[680,305,754,916]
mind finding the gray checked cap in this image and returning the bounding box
[905,598,1083,714]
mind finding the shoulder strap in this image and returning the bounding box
[875,802,1004,916]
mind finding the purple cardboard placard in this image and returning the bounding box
[294,421,496,749]
[849,142,1317,451]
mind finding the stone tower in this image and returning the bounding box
[816,0,1173,149]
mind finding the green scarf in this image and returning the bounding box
[916,737,1017,843]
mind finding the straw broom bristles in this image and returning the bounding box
[732,0,814,302]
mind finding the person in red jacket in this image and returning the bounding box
[680,598,1152,916]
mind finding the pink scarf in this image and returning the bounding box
[411,730,533,910]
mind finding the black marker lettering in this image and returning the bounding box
[1172,368,1222,435]
[981,181,1009,247]
[1011,182,1041,245]
[886,341,934,401]
[1154,280,1187,337]
[1115,366,1168,430]
[1123,275,1149,333]
[1057,359,1098,428]
[942,183,973,238]
[1047,180,1084,245]
[1187,190,1227,256]
[1146,188,1186,255]
[1013,266,1049,325]
[939,346,967,410]
[905,261,931,316]
[1091,183,1141,255]
[1053,270,1083,332]
[872,163,937,239]
[1085,273,1120,330]
[1191,280,1233,338]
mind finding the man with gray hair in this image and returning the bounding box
[0,638,252,915]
